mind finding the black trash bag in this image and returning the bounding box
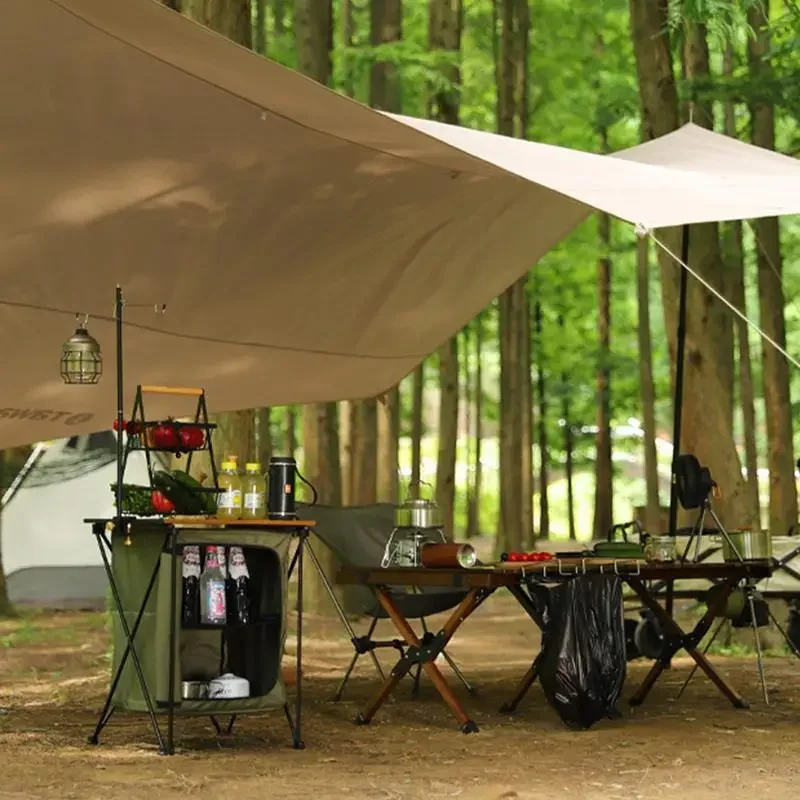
[533,574,627,730]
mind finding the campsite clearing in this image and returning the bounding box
[1,592,800,800]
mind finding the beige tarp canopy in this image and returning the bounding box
[2,0,800,450]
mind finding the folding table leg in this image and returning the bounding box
[626,577,747,709]
[497,585,546,713]
[420,616,477,697]
[355,588,489,733]
[499,655,541,713]
[88,527,168,753]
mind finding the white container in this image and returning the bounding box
[207,673,250,700]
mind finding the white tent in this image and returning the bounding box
[1,433,162,608]
[2,0,800,451]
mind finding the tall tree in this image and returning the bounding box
[410,362,425,498]
[372,0,403,507]
[466,314,483,538]
[294,0,340,614]
[558,314,577,541]
[592,33,613,542]
[428,0,463,537]
[496,0,530,554]
[629,0,753,529]
[184,0,252,46]
[255,0,267,55]
[534,296,550,538]
[593,218,613,542]
[722,43,760,528]
[747,3,797,535]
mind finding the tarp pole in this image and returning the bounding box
[666,225,691,629]
[115,285,124,538]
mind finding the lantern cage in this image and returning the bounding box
[61,324,102,385]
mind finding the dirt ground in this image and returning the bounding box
[2,593,800,800]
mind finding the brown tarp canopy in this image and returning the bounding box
[2,0,800,450]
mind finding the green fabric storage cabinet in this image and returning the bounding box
[85,517,312,755]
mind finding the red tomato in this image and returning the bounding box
[112,418,128,432]
[178,425,205,450]
[150,422,179,450]
[151,490,175,514]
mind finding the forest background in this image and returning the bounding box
[2,0,800,615]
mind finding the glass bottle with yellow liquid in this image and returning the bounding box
[242,462,266,519]
[217,457,243,519]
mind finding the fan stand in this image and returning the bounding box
[679,493,744,564]
[676,579,800,705]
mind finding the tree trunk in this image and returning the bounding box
[377,389,400,504]
[294,0,339,614]
[410,363,425,498]
[255,0,267,55]
[339,402,352,505]
[294,0,332,85]
[593,207,613,541]
[462,324,473,535]
[428,0,463,536]
[521,284,534,548]
[629,0,753,529]
[496,0,529,554]
[517,0,533,547]
[342,0,356,98]
[301,405,319,495]
[287,406,297,461]
[185,0,252,46]
[257,407,273,469]
[747,4,797,535]
[435,338,459,538]
[353,400,378,503]
[636,236,661,534]
[534,298,550,538]
[466,314,483,538]
[0,451,14,617]
[273,0,286,35]
[370,0,403,111]
[723,43,761,529]
[558,314,577,541]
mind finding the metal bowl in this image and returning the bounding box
[181,681,208,700]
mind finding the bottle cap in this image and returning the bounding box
[245,462,261,473]
[221,460,237,471]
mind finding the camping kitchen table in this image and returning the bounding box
[337,558,774,733]
[85,516,314,755]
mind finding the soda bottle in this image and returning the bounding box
[200,545,226,625]
[217,458,242,519]
[181,545,201,626]
[227,546,251,625]
[242,462,266,519]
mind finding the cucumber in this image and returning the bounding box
[170,470,217,514]
[152,471,206,515]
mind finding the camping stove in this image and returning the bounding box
[381,488,447,568]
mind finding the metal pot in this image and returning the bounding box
[181,681,208,700]
[394,498,443,529]
[722,529,772,562]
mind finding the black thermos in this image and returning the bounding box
[268,456,297,519]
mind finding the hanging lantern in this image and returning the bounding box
[61,317,102,385]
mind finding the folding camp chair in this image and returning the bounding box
[300,503,476,700]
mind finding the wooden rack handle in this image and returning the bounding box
[139,385,204,397]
